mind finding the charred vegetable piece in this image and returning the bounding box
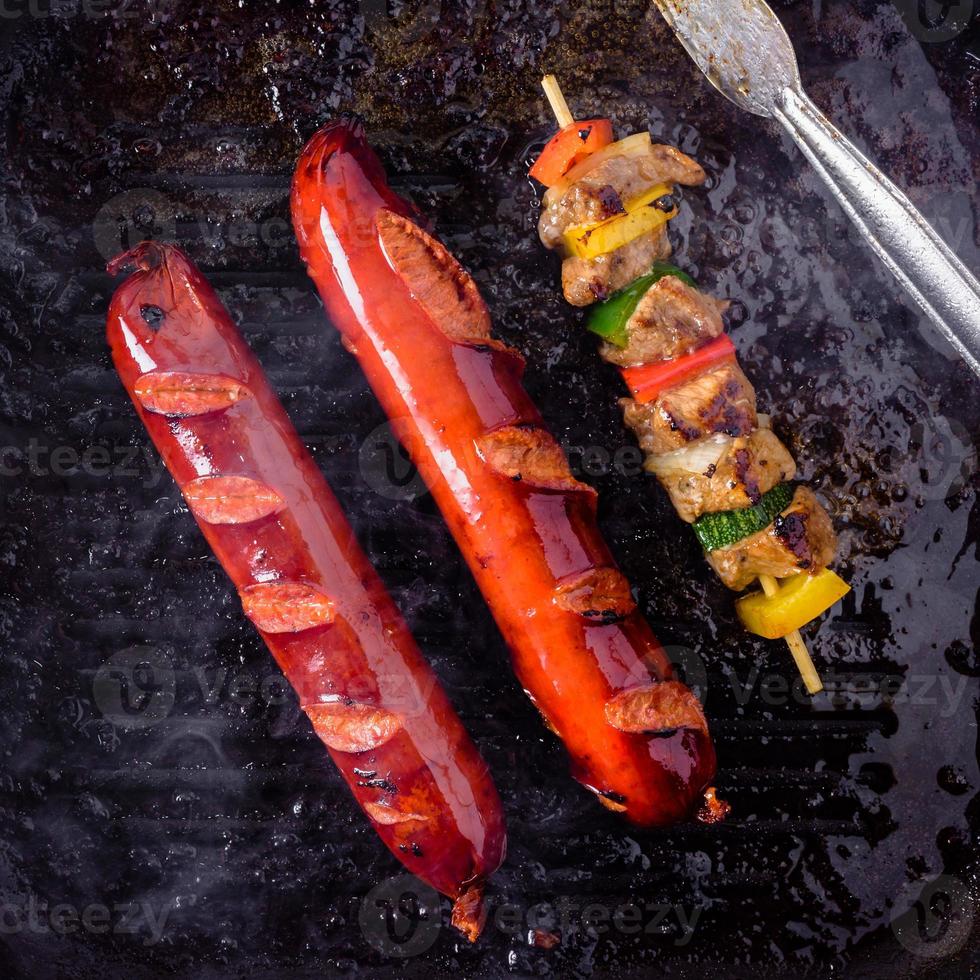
[692,482,796,553]
[622,333,736,405]
[530,118,614,187]
[586,262,696,347]
[563,182,677,259]
[735,568,851,639]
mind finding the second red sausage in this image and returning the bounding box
[106,242,505,938]
[291,119,719,826]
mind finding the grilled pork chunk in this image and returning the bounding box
[539,143,706,248]
[706,486,837,590]
[621,360,757,456]
[601,275,728,368]
[648,428,797,523]
[561,227,672,307]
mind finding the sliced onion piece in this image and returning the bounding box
[645,434,732,480]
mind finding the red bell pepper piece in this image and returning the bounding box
[622,334,737,404]
[529,118,613,187]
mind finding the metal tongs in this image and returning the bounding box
[653,0,980,377]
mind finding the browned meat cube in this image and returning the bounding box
[538,143,706,248]
[706,486,838,590]
[601,276,728,368]
[648,428,797,523]
[560,226,673,307]
[621,360,758,456]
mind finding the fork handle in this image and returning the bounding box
[774,86,980,377]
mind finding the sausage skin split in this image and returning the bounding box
[291,119,718,827]
[105,242,505,940]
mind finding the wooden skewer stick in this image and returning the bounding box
[541,74,574,128]
[538,76,823,697]
[758,575,823,695]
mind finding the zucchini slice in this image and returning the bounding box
[692,482,795,553]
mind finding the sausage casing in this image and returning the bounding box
[290,119,717,826]
[105,242,506,939]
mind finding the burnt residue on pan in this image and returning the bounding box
[0,1,977,978]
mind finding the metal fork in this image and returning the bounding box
[653,0,980,377]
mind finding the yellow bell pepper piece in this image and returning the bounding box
[562,182,677,260]
[736,569,850,640]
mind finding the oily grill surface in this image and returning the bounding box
[0,1,977,977]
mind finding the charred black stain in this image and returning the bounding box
[357,776,398,794]
[596,184,627,219]
[581,607,627,625]
[139,304,165,330]
[773,511,811,566]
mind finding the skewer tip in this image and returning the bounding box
[541,74,574,129]
[758,574,823,695]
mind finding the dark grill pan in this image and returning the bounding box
[0,1,977,977]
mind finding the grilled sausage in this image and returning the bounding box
[290,118,717,827]
[105,242,505,940]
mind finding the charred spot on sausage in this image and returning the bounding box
[357,776,398,794]
[305,700,403,754]
[363,801,426,826]
[605,681,708,736]
[139,304,165,330]
[241,582,336,634]
[376,208,492,344]
[183,475,284,525]
[134,372,250,417]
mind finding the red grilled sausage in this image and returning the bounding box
[290,118,719,826]
[105,242,505,939]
